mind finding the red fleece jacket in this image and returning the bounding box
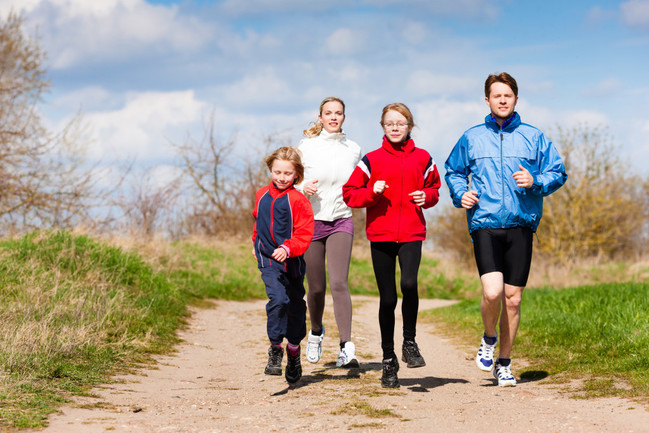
[343,137,440,242]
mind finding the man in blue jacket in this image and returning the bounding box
[445,72,567,387]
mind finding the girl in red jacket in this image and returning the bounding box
[343,103,440,388]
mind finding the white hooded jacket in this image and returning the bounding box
[297,129,361,222]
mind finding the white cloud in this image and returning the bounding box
[82,90,207,161]
[621,0,649,30]
[324,28,366,56]
[6,0,212,68]
[218,69,294,106]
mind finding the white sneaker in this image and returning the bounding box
[493,360,517,387]
[336,341,359,368]
[305,326,324,363]
[475,336,497,371]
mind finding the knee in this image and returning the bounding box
[329,279,348,295]
[401,278,418,296]
[482,290,501,304]
[505,293,523,310]
[380,296,398,311]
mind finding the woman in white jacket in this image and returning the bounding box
[298,97,362,368]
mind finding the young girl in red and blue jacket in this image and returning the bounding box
[252,146,314,384]
[343,103,440,388]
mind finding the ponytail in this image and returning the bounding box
[304,121,323,138]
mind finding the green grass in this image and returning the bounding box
[2,232,649,428]
[0,231,187,428]
[423,282,649,398]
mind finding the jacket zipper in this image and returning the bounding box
[500,131,505,228]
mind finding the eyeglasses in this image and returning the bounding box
[383,122,409,129]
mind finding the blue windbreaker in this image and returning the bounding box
[444,112,567,233]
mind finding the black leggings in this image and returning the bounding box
[370,241,422,360]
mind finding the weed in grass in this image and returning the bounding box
[332,399,401,418]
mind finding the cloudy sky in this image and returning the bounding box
[2,0,649,179]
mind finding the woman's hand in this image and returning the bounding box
[303,180,319,196]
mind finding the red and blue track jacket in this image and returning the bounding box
[252,181,314,273]
[343,137,440,243]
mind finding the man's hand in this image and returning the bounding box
[461,190,479,209]
[513,164,534,188]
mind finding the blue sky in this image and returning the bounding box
[2,0,649,182]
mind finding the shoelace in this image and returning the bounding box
[496,364,513,379]
[480,340,496,358]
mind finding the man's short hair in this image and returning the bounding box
[485,72,518,97]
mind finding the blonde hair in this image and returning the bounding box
[380,102,415,129]
[303,96,346,138]
[265,146,305,185]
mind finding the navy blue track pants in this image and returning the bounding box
[260,266,307,345]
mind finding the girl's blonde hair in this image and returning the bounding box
[265,146,305,185]
[303,96,346,138]
[380,102,416,129]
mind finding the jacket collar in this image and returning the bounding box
[485,111,521,131]
[381,136,415,155]
[319,129,346,141]
[269,181,293,197]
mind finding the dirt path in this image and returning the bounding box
[35,295,648,433]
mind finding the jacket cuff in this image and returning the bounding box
[279,244,290,257]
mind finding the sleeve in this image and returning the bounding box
[294,139,308,193]
[251,189,262,243]
[342,156,382,208]
[421,156,441,209]
[529,133,567,196]
[281,192,314,257]
[444,136,471,208]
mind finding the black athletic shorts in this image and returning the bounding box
[470,227,533,287]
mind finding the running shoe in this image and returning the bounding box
[475,335,497,371]
[381,357,400,388]
[264,345,283,376]
[306,326,325,363]
[493,359,517,387]
[401,340,426,368]
[336,341,360,368]
[285,346,302,384]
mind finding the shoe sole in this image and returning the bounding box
[381,380,399,388]
[476,357,494,372]
[265,368,282,376]
[339,358,359,368]
[402,355,426,368]
[285,369,302,384]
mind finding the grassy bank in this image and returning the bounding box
[0,231,188,428]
